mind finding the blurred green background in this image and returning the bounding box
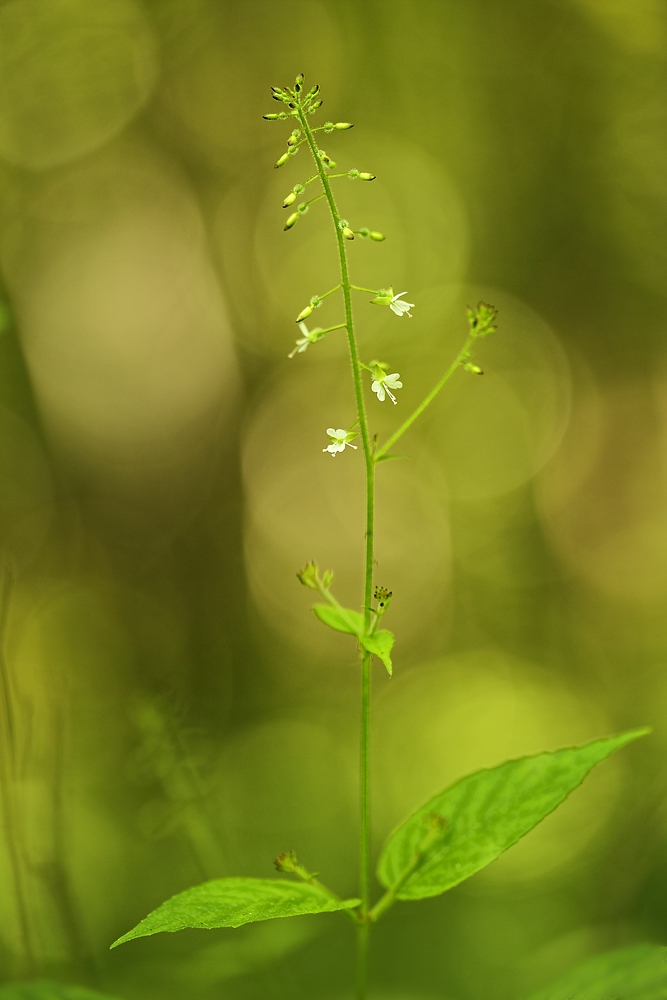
[0,1,664,998]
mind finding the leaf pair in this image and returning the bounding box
[312,603,394,675]
[110,729,647,949]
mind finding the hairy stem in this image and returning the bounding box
[375,332,476,460]
[297,101,375,996]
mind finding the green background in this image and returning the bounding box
[0,1,664,998]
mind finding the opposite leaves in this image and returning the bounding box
[312,604,394,675]
[523,943,667,1000]
[377,729,649,900]
[111,878,360,948]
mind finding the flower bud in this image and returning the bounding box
[263,113,283,120]
[464,362,483,375]
[359,172,376,181]
[309,100,323,111]
[369,231,385,241]
[322,569,334,589]
[275,152,290,168]
[283,191,297,208]
[305,85,320,100]
[334,122,354,130]
[357,228,370,238]
[342,227,355,240]
[294,73,304,91]
[296,304,313,322]
[274,850,299,873]
[297,562,319,589]
[284,211,300,231]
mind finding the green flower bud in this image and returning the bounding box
[464,362,484,375]
[305,85,320,100]
[263,113,283,120]
[283,191,297,208]
[357,227,370,238]
[284,211,300,230]
[272,93,285,103]
[297,562,319,589]
[342,227,355,240]
[371,288,393,306]
[322,569,334,589]
[334,122,354,130]
[294,73,304,91]
[296,304,313,322]
[275,151,290,168]
[369,231,385,241]
[309,100,323,111]
[359,172,376,181]
[274,850,299,873]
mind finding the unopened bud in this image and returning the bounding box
[306,85,320,100]
[272,93,285,103]
[358,228,370,238]
[464,362,483,375]
[359,172,376,181]
[342,227,355,240]
[274,850,299,873]
[369,231,385,242]
[284,211,300,231]
[334,122,354,130]
[263,113,283,120]
[296,304,313,322]
[295,73,304,91]
[309,100,323,111]
[275,152,290,168]
[297,562,319,589]
[322,569,334,589]
[283,191,297,208]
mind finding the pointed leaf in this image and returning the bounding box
[111,877,360,947]
[360,629,394,675]
[0,986,121,1000]
[312,603,364,637]
[377,729,649,900]
[523,943,667,1000]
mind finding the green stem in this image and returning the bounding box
[351,285,380,295]
[356,923,370,1000]
[297,100,375,999]
[375,333,476,460]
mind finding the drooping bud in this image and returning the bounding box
[283,191,297,208]
[359,172,376,181]
[275,151,290,168]
[342,227,355,240]
[297,562,319,589]
[369,231,386,241]
[296,304,313,322]
[334,122,354,130]
[284,212,300,231]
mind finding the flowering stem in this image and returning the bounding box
[374,332,476,460]
[351,285,380,295]
[296,100,375,997]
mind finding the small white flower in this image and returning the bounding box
[389,291,414,318]
[288,322,325,358]
[323,427,358,456]
[371,371,402,404]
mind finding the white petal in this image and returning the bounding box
[299,322,309,335]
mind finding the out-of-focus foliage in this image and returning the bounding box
[0,2,663,999]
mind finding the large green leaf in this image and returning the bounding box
[111,878,360,947]
[523,943,667,1000]
[0,985,121,1000]
[377,729,649,900]
[312,603,364,636]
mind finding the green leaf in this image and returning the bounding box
[360,629,394,676]
[111,877,360,947]
[312,603,364,637]
[377,728,649,900]
[523,943,667,1000]
[0,985,121,1000]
